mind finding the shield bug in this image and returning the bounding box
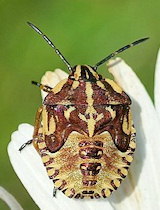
[19,22,148,199]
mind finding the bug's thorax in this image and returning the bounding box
[43,64,131,107]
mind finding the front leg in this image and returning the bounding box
[19,107,43,151]
[19,139,33,152]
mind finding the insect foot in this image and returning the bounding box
[19,139,33,152]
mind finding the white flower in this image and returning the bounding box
[0,186,23,210]
[8,52,160,210]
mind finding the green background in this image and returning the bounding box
[0,0,159,209]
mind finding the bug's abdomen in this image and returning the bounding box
[78,141,104,198]
[79,141,103,180]
[37,126,136,199]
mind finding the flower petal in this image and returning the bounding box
[107,58,160,210]
[154,49,160,119]
[0,186,23,210]
[8,123,113,210]
[41,69,68,100]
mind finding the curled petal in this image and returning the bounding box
[154,49,160,119]
[107,58,160,210]
[0,186,23,210]
[41,69,68,100]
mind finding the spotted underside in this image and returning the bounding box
[33,65,136,199]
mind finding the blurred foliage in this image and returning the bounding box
[0,0,159,209]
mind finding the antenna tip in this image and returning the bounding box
[132,37,150,46]
[141,37,150,42]
[31,81,40,87]
[27,21,32,26]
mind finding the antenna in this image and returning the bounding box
[93,37,149,70]
[27,22,72,71]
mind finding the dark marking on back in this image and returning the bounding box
[81,65,97,82]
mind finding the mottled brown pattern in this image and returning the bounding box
[82,180,97,186]
[79,147,103,159]
[35,130,136,199]
[80,163,102,176]
[95,105,132,152]
[33,65,136,199]
[92,80,131,105]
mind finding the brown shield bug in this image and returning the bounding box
[19,22,148,199]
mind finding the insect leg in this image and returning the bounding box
[32,81,52,93]
[53,187,57,197]
[19,139,33,152]
[19,107,43,152]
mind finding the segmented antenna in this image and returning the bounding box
[27,22,72,71]
[93,37,149,70]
